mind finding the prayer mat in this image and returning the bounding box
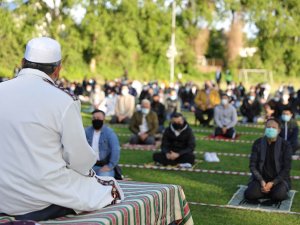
[227,185,296,212]
[0,181,193,225]
[122,142,161,150]
[207,134,240,140]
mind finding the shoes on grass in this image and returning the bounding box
[178,163,192,168]
[204,152,220,162]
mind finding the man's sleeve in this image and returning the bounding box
[178,129,195,156]
[61,101,97,175]
[147,113,158,136]
[249,140,263,182]
[214,106,223,128]
[107,130,120,169]
[273,143,292,185]
[227,106,238,129]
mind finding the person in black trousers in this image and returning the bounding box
[153,113,195,166]
[151,94,166,133]
[244,118,292,202]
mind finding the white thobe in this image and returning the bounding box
[0,68,123,215]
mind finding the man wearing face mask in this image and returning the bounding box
[129,99,158,145]
[240,92,261,123]
[279,108,299,155]
[244,118,292,202]
[214,94,238,139]
[194,80,220,127]
[153,113,195,167]
[85,110,120,177]
[277,91,294,117]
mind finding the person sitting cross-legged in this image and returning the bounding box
[279,108,299,155]
[244,118,292,202]
[153,113,195,167]
[194,80,220,127]
[214,93,238,139]
[129,99,158,145]
[85,109,120,177]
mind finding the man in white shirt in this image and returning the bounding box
[0,37,123,221]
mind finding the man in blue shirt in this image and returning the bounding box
[85,110,120,177]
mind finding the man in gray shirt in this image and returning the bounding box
[214,94,238,139]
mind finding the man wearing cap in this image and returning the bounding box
[0,37,123,221]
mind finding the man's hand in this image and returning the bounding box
[222,127,227,134]
[117,115,124,122]
[264,182,274,192]
[166,152,172,160]
[166,151,179,161]
[169,151,180,160]
[139,133,148,141]
[100,165,111,172]
[260,180,269,193]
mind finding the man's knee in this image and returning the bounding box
[144,136,155,145]
[153,152,165,163]
[129,135,139,144]
[270,184,288,201]
[244,188,260,200]
[244,181,262,200]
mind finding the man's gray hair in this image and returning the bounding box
[141,99,151,106]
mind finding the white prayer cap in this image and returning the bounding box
[24,37,61,63]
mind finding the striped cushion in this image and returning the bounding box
[0,181,193,225]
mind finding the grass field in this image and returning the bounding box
[81,107,300,225]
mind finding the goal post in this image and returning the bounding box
[238,69,273,85]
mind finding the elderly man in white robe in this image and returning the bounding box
[0,37,123,221]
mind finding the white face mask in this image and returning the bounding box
[282,95,289,101]
[170,95,177,101]
[121,89,129,96]
[221,99,228,105]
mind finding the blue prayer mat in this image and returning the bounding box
[227,185,296,212]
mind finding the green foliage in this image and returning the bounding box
[0,0,300,81]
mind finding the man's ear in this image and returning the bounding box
[21,58,25,68]
[52,65,62,81]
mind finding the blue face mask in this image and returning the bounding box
[281,115,291,122]
[265,127,278,139]
[170,95,177,101]
[141,108,150,115]
[249,96,255,101]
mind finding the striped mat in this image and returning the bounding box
[0,181,193,225]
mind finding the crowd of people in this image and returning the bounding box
[0,37,298,221]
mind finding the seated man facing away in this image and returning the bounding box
[0,37,122,221]
[279,108,299,155]
[129,99,158,145]
[153,113,195,167]
[244,118,292,202]
[85,109,120,177]
[214,93,238,139]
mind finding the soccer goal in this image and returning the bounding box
[238,69,273,85]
